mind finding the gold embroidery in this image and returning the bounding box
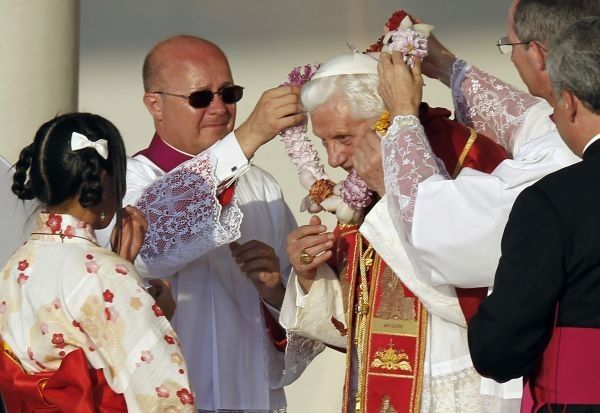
[452,127,478,178]
[355,238,374,412]
[375,267,416,321]
[379,395,398,413]
[370,341,412,371]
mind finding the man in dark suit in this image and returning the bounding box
[468,17,600,412]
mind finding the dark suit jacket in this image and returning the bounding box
[468,138,600,411]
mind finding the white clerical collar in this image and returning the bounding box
[582,133,600,155]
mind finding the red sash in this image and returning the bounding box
[521,327,600,412]
[0,342,127,412]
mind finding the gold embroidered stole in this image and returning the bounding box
[334,223,427,413]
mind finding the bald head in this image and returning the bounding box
[141,35,237,155]
[142,35,230,92]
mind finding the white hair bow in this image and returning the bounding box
[70,132,109,160]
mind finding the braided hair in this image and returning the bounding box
[12,113,127,244]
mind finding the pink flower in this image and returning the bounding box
[285,64,320,87]
[105,306,119,322]
[339,170,373,210]
[102,289,114,303]
[52,333,67,349]
[63,225,75,239]
[17,260,29,271]
[114,264,128,275]
[86,260,99,274]
[152,304,164,317]
[388,29,428,68]
[72,320,85,333]
[140,350,154,363]
[17,273,29,285]
[176,388,195,405]
[46,214,62,233]
[155,386,170,398]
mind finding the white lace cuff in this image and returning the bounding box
[450,61,540,154]
[381,115,442,234]
[137,150,243,276]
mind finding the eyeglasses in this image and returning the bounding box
[153,85,244,108]
[496,36,533,54]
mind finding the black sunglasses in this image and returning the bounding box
[153,85,244,108]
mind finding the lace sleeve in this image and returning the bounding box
[136,151,242,276]
[382,115,447,237]
[451,59,540,154]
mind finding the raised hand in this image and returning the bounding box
[235,85,305,159]
[230,239,285,308]
[421,33,457,86]
[378,51,423,117]
[111,206,148,263]
[286,215,334,293]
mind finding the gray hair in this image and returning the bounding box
[547,17,600,114]
[514,0,600,46]
[301,74,384,119]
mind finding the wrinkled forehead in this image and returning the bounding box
[310,99,347,133]
[310,100,371,140]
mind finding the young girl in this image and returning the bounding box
[0,113,195,412]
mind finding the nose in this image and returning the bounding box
[206,92,227,115]
[327,142,348,168]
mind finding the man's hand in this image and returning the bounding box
[420,33,457,86]
[230,240,285,308]
[235,85,305,159]
[378,52,424,117]
[352,128,385,196]
[111,206,148,263]
[286,215,334,293]
[147,278,176,321]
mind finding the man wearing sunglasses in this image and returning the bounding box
[99,35,300,413]
[354,0,598,410]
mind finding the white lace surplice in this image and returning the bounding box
[0,213,195,413]
[379,60,580,407]
[95,132,298,413]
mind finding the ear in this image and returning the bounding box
[529,42,547,72]
[143,92,163,122]
[560,89,578,123]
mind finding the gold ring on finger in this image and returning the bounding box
[299,250,314,265]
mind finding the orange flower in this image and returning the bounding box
[309,179,335,204]
[373,111,391,135]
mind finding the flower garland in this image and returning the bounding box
[279,10,431,224]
